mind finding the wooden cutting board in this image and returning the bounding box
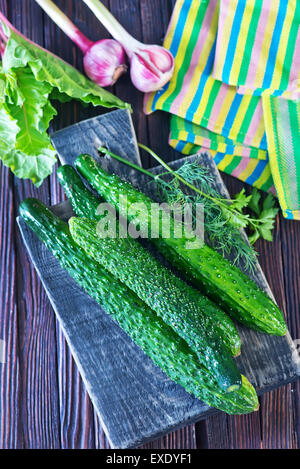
[17,109,299,448]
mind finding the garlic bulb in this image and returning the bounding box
[84,39,127,87]
[82,0,175,93]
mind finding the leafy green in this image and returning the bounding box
[102,143,279,266]
[1,68,57,185]
[231,188,252,212]
[248,187,261,216]
[0,24,130,186]
[247,189,279,244]
[3,31,130,110]
[154,161,259,272]
[0,105,19,155]
[137,144,279,248]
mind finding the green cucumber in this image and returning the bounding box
[69,216,242,392]
[75,154,287,336]
[57,164,241,357]
[19,198,258,414]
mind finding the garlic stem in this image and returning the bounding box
[35,0,92,53]
[0,25,7,43]
[0,40,5,57]
[82,0,140,55]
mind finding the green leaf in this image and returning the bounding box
[262,192,277,211]
[3,30,131,111]
[1,67,56,186]
[258,225,274,242]
[255,206,279,242]
[0,104,19,155]
[221,205,249,229]
[38,100,57,133]
[0,104,54,185]
[259,208,279,230]
[2,148,57,186]
[248,229,260,245]
[248,187,261,216]
[230,188,252,211]
[0,72,6,104]
[0,24,130,186]
[4,70,25,106]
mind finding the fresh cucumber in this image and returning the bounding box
[75,154,287,336]
[19,198,258,414]
[69,216,242,392]
[57,164,241,357]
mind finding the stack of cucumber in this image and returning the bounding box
[19,154,287,415]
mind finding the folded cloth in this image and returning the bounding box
[169,114,274,192]
[262,96,300,219]
[144,0,271,190]
[213,0,300,99]
[144,0,299,219]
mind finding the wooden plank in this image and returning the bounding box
[256,214,295,449]
[279,216,300,449]
[0,165,23,449]
[0,0,61,449]
[0,0,22,450]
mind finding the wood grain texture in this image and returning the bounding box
[0,0,299,449]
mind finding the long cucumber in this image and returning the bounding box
[75,154,287,336]
[19,198,258,414]
[69,216,242,392]
[57,164,241,357]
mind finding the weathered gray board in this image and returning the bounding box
[18,109,299,448]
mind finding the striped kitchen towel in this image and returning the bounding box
[144,0,299,219]
[169,114,274,193]
[212,0,300,99]
[262,96,300,220]
[144,0,273,190]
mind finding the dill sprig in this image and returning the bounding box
[98,144,279,273]
[156,159,258,273]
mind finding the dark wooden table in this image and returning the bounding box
[0,0,299,449]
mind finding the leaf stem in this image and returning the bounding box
[100,143,273,239]
[138,143,270,232]
[138,143,235,208]
[98,146,159,180]
[0,23,7,43]
[82,0,140,55]
[0,40,5,57]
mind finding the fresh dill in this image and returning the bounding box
[154,159,259,273]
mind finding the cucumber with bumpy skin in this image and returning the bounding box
[75,154,287,336]
[69,216,242,392]
[57,164,241,357]
[19,198,258,415]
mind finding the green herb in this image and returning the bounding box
[99,144,279,271]
[138,144,279,244]
[247,188,279,244]
[155,160,258,272]
[0,15,130,186]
